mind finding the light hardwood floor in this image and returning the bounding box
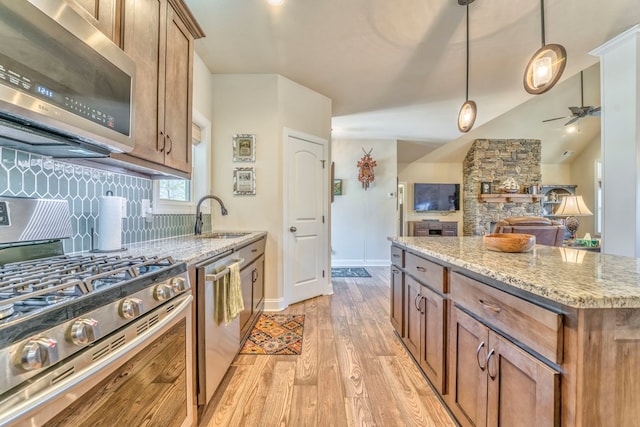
[200,267,456,427]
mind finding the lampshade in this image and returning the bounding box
[523,0,567,95]
[555,195,593,217]
[457,0,477,133]
[458,100,477,133]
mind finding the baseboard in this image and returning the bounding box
[264,297,287,312]
[331,259,390,267]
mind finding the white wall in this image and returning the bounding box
[541,164,572,185]
[192,54,213,120]
[569,134,601,237]
[210,74,331,310]
[331,139,397,266]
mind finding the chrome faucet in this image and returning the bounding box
[194,195,228,235]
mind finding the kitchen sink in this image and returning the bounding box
[201,232,250,239]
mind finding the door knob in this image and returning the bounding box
[289,226,297,232]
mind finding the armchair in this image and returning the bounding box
[494,216,566,247]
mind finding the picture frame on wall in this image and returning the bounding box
[232,134,256,162]
[233,167,256,195]
[481,181,492,194]
[333,179,343,196]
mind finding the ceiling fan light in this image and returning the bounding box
[458,100,477,133]
[524,44,567,94]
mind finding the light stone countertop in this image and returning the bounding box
[389,236,640,309]
[82,231,267,266]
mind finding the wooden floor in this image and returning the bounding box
[200,267,456,427]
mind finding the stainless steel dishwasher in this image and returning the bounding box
[196,251,244,407]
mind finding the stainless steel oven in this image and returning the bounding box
[0,197,193,426]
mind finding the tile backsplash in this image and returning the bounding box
[0,147,209,253]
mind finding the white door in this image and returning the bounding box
[284,130,328,305]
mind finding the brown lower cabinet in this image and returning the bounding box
[403,275,446,394]
[390,266,404,335]
[447,307,559,427]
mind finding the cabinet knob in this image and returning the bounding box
[289,226,297,232]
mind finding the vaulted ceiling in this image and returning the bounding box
[184,0,640,163]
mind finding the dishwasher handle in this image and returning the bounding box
[205,258,244,282]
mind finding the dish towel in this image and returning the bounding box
[225,262,244,325]
[215,274,228,326]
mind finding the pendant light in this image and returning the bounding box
[457,0,476,133]
[523,0,567,94]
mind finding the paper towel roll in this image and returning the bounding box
[98,195,124,251]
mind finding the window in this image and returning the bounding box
[153,111,211,214]
[595,160,602,236]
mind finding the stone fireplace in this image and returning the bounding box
[463,139,542,235]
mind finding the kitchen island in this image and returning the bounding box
[389,236,640,427]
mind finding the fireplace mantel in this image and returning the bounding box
[478,194,542,203]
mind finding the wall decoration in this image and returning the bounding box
[333,179,343,196]
[233,167,256,195]
[480,181,492,194]
[357,148,377,190]
[232,134,256,162]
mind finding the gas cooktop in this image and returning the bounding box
[0,254,186,346]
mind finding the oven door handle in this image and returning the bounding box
[205,258,244,282]
[1,294,193,427]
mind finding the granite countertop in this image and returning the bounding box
[389,236,640,309]
[83,231,267,266]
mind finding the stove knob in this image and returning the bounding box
[119,298,143,319]
[68,318,101,346]
[171,277,188,293]
[18,338,59,371]
[154,283,175,301]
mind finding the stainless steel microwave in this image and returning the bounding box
[0,0,135,158]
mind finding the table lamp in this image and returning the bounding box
[555,195,593,242]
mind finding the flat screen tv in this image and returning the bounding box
[413,183,460,212]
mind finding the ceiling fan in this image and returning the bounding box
[542,71,601,126]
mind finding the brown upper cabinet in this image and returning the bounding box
[64,0,121,44]
[114,0,204,178]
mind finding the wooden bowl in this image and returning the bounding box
[483,233,536,253]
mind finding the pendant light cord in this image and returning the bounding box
[465,2,470,101]
[540,0,546,47]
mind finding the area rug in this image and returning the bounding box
[331,267,371,278]
[239,313,305,355]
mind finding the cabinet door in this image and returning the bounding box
[486,331,559,427]
[239,264,254,337]
[448,307,489,427]
[121,0,165,165]
[403,276,422,359]
[163,2,193,173]
[66,0,119,43]
[252,255,265,313]
[419,285,446,394]
[390,266,404,336]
